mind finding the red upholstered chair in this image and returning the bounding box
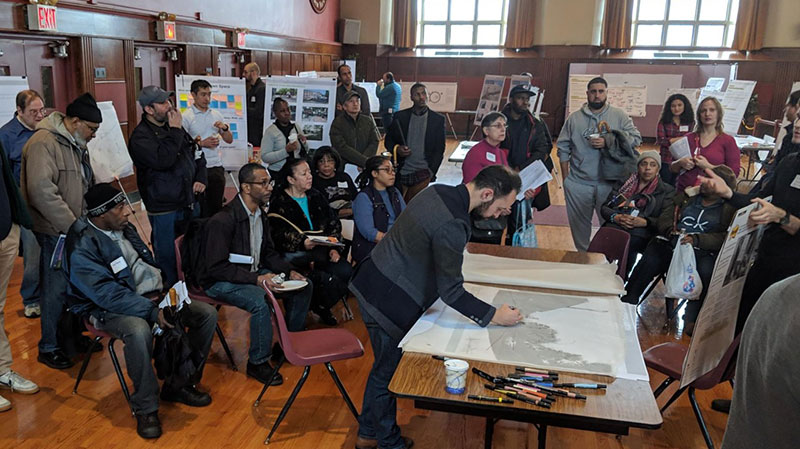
[588,226,631,279]
[253,289,364,444]
[174,236,237,371]
[73,318,134,415]
[643,334,741,449]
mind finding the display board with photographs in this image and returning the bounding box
[473,75,506,125]
[263,75,337,149]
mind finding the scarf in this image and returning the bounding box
[617,172,659,209]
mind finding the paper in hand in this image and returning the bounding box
[516,160,553,200]
[669,136,692,161]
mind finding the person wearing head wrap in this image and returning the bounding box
[19,92,102,370]
[64,183,217,439]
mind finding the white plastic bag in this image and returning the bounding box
[664,239,703,300]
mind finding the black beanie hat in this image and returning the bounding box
[66,93,103,123]
[85,183,125,217]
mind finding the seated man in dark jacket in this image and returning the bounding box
[65,183,217,440]
[199,163,312,386]
[621,165,737,334]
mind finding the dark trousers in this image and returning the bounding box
[35,232,70,354]
[659,163,676,186]
[357,307,405,449]
[622,238,716,323]
[93,301,217,414]
[625,233,652,279]
[735,255,800,335]
[148,205,199,287]
[204,166,226,217]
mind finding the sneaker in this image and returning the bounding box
[247,361,284,386]
[160,385,211,407]
[135,411,162,439]
[0,370,39,394]
[0,393,10,412]
[23,303,41,318]
[37,350,74,369]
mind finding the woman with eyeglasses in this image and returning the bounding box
[268,158,352,325]
[261,97,308,178]
[311,146,357,219]
[351,155,407,264]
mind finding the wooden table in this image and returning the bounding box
[388,243,662,448]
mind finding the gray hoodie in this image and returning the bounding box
[556,103,641,184]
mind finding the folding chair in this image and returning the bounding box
[588,226,631,279]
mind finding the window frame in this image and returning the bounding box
[417,0,509,48]
[631,0,739,49]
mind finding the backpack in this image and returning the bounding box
[179,218,209,289]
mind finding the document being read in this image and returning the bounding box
[668,136,692,161]
[516,160,553,200]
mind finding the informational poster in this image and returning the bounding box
[604,73,682,105]
[566,74,600,117]
[607,85,648,117]
[175,75,249,170]
[705,77,726,91]
[263,75,337,149]
[0,76,29,122]
[354,81,381,113]
[721,79,757,135]
[679,200,768,388]
[86,101,134,183]
[398,81,458,113]
[664,88,701,111]
[472,75,506,125]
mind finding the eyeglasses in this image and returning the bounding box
[27,107,47,117]
[487,123,508,130]
[376,167,395,174]
[319,157,336,165]
[244,179,275,187]
[82,121,100,134]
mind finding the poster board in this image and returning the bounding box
[472,75,506,124]
[86,101,134,183]
[175,75,249,170]
[398,81,458,113]
[509,74,542,115]
[680,200,767,388]
[607,85,648,117]
[0,76,29,123]
[721,79,757,135]
[354,81,381,113]
[566,74,599,117]
[664,87,701,111]
[263,75,337,149]
[604,73,682,105]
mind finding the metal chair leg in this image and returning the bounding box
[652,376,674,399]
[325,362,359,419]
[254,359,285,406]
[214,324,237,371]
[73,336,102,394]
[484,417,497,449]
[265,365,311,444]
[636,275,662,307]
[660,385,688,413]
[689,387,715,449]
[107,338,134,415]
[340,297,354,321]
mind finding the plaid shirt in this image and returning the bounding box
[398,168,431,187]
[657,121,692,164]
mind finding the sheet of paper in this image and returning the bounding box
[516,160,553,200]
[606,85,647,117]
[668,136,692,160]
[705,77,726,91]
[0,77,30,123]
[87,101,135,182]
[721,80,757,135]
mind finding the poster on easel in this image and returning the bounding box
[398,81,458,113]
[566,74,600,118]
[263,75,337,149]
[665,88,701,111]
[720,79,757,135]
[473,75,506,125]
[86,101,134,183]
[0,76,30,122]
[175,75,249,171]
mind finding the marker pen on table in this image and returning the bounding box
[468,395,513,404]
[551,383,607,389]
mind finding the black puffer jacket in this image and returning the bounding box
[267,187,342,253]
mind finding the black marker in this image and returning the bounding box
[468,395,513,404]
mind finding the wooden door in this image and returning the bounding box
[132,45,175,125]
[217,51,240,78]
[0,38,69,114]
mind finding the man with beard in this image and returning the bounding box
[557,77,641,251]
[198,163,311,386]
[500,84,554,211]
[20,93,102,369]
[349,165,525,449]
[129,86,207,287]
[384,83,446,203]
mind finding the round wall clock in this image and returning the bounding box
[310,0,327,14]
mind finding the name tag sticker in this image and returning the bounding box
[791,175,800,189]
[486,152,497,162]
[251,96,256,103]
[195,150,203,160]
[679,125,689,132]
[337,181,349,188]
[110,257,128,274]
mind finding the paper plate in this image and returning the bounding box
[274,280,308,292]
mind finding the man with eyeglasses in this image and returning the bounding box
[0,89,46,318]
[198,163,311,386]
[20,92,102,369]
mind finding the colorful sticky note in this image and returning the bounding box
[179,94,188,101]
[228,95,235,102]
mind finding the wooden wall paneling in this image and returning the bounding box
[290,53,304,76]
[210,46,220,77]
[91,38,125,80]
[123,40,140,132]
[184,45,213,75]
[304,53,314,73]
[386,57,417,83]
[250,50,270,76]
[770,62,800,119]
[281,52,291,76]
[417,58,457,78]
[268,51,282,75]
[321,54,332,71]
[314,54,322,72]
[93,82,128,123]
[0,38,25,76]
[69,36,95,99]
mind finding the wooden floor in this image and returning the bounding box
[0,139,739,448]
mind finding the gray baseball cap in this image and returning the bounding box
[138,85,174,107]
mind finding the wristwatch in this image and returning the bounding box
[779,210,791,226]
[221,125,230,132]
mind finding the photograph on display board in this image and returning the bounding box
[270,104,297,121]
[302,106,328,123]
[302,124,324,141]
[272,87,298,102]
[303,88,330,104]
[723,231,759,286]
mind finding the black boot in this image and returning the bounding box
[136,411,162,439]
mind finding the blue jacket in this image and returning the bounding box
[376,82,401,114]
[0,114,36,184]
[65,216,160,323]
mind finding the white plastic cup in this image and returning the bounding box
[589,133,601,139]
[288,133,298,143]
[444,359,469,394]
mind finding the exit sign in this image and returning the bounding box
[26,4,58,32]
[156,20,177,41]
[237,32,247,48]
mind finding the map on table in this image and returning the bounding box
[399,284,627,378]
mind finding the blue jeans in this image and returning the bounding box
[20,227,41,306]
[205,275,312,365]
[148,205,198,287]
[35,232,69,353]
[357,307,404,449]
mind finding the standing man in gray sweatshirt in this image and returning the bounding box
[557,77,641,251]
